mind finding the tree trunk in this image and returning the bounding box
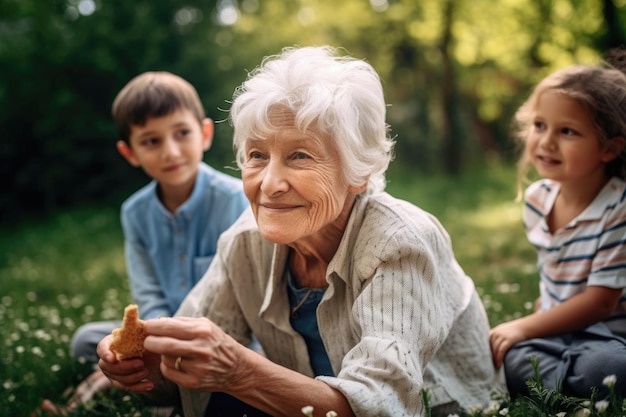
[439,0,460,175]
[600,0,626,50]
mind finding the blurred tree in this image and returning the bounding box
[219,0,620,172]
[439,0,461,174]
[599,0,626,50]
[0,0,229,223]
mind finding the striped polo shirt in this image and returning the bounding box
[524,177,626,336]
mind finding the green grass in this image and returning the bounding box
[0,206,140,416]
[1,163,622,416]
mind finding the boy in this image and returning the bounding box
[39,71,248,414]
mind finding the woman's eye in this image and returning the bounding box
[292,152,309,160]
[249,151,263,160]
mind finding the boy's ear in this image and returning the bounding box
[116,140,141,167]
[202,118,214,151]
[603,136,626,162]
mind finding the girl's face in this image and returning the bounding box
[526,90,616,186]
[241,109,360,247]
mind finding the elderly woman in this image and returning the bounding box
[97,46,500,417]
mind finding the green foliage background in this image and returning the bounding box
[2,0,626,224]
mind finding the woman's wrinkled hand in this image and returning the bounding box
[97,333,162,392]
[144,316,252,393]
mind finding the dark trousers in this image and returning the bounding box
[504,323,626,399]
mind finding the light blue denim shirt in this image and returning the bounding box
[121,162,248,320]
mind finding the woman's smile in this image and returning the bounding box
[259,202,302,212]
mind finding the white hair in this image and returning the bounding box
[229,45,395,192]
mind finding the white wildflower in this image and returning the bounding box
[34,329,52,341]
[466,404,483,414]
[603,374,617,389]
[326,412,338,417]
[556,412,567,417]
[574,408,591,417]
[484,401,500,415]
[499,407,509,415]
[446,414,460,417]
[595,400,609,413]
[301,406,314,417]
[2,295,12,306]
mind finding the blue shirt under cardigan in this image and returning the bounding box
[286,270,334,377]
[121,162,249,319]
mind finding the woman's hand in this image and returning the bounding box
[143,316,253,393]
[489,320,528,369]
[97,333,163,392]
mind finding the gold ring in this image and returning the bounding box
[175,356,182,371]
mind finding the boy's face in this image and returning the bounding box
[117,109,213,193]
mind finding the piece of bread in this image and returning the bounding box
[110,304,146,360]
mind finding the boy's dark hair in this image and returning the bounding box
[112,71,206,143]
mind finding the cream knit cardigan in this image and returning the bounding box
[172,190,502,416]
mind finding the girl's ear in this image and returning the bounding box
[116,140,141,167]
[603,136,626,162]
[202,118,214,151]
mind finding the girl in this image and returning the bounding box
[489,48,626,399]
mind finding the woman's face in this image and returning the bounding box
[242,110,357,246]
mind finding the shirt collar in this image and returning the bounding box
[574,177,623,222]
[258,190,370,321]
[543,177,625,226]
